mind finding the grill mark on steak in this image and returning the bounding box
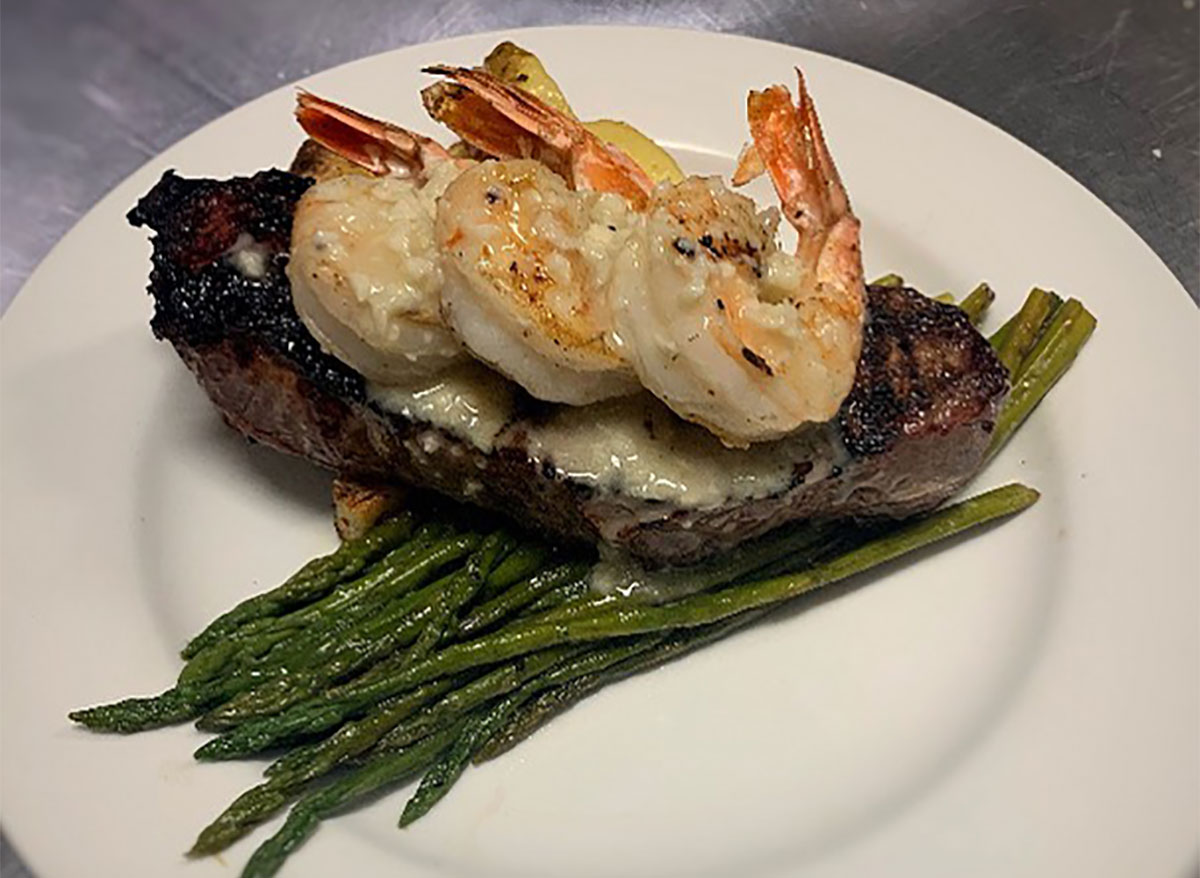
[131,170,1008,566]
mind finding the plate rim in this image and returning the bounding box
[2,24,1197,878]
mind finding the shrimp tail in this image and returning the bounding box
[746,70,851,234]
[421,81,551,167]
[294,90,455,178]
[421,65,655,208]
[731,140,766,186]
[747,70,862,317]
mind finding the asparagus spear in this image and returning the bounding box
[957,282,995,325]
[195,533,520,734]
[70,533,475,733]
[271,530,526,677]
[177,628,294,688]
[397,695,524,827]
[521,577,591,615]
[455,561,592,637]
[373,646,579,752]
[179,527,466,687]
[189,677,462,856]
[261,529,477,636]
[181,514,415,659]
[193,603,437,735]
[270,527,508,671]
[526,520,840,626]
[194,570,464,737]
[474,611,767,763]
[478,544,553,599]
[379,637,662,757]
[240,720,469,878]
[987,299,1096,460]
[68,685,218,734]
[989,289,1063,352]
[996,287,1060,374]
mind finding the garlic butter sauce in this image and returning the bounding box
[372,366,846,510]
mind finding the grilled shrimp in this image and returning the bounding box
[435,159,642,404]
[286,93,470,384]
[609,72,865,445]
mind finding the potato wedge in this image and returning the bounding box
[483,41,575,117]
[332,477,407,540]
[583,119,684,185]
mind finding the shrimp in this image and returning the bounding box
[422,66,654,404]
[609,71,865,446]
[286,93,471,384]
[435,158,642,404]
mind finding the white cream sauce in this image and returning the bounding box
[523,392,845,508]
[587,546,698,602]
[374,362,845,507]
[225,232,271,279]
[368,362,516,453]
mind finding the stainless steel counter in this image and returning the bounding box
[1,1,1196,876]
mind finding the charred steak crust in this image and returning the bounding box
[133,170,1008,565]
[841,284,1008,456]
[128,170,364,405]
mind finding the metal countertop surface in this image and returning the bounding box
[1,1,1196,876]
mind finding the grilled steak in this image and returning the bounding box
[130,169,1008,566]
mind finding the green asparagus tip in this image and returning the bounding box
[1006,484,1040,507]
[188,783,294,858]
[958,282,995,325]
[69,687,201,733]
[194,734,244,761]
[988,298,1096,460]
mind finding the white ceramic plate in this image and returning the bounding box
[2,26,1196,878]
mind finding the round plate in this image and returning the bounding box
[2,26,1196,878]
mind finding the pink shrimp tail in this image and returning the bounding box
[421,65,655,208]
[295,90,453,177]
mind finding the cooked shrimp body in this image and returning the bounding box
[419,66,652,404]
[610,72,866,446]
[436,158,642,405]
[287,93,470,384]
